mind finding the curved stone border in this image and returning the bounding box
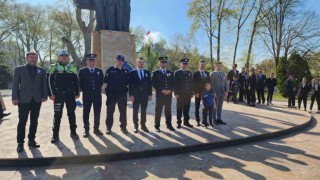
[0,115,313,168]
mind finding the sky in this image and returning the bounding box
[15,0,320,67]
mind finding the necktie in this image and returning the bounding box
[163,70,166,75]
[91,69,94,74]
[201,72,204,79]
[140,69,144,80]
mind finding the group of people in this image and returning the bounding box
[226,64,278,107]
[11,50,229,153]
[9,50,320,154]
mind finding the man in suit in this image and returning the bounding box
[297,77,310,111]
[266,73,277,105]
[285,75,296,108]
[211,62,228,125]
[174,58,194,129]
[256,70,267,104]
[48,50,80,143]
[227,64,239,102]
[152,57,175,132]
[79,54,104,138]
[12,51,48,153]
[238,68,246,102]
[193,60,211,126]
[129,58,152,133]
[104,55,130,134]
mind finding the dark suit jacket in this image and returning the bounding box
[152,69,174,95]
[256,74,267,90]
[297,83,310,98]
[79,67,104,100]
[129,69,152,100]
[12,65,48,103]
[266,78,277,91]
[227,69,239,81]
[193,70,211,95]
[248,74,257,91]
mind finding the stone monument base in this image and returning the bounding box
[91,30,136,72]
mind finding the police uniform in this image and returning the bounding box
[104,55,129,133]
[174,58,194,128]
[129,66,152,132]
[152,57,175,132]
[79,54,104,137]
[48,50,80,142]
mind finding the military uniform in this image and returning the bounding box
[152,57,175,132]
[48,53,79,142]
[78,54,104,136]
[104,55,129,133]
[174,58,194,128]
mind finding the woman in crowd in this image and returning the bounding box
[309,78,320,113]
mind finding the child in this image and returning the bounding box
[202,82,216,128]
[230,75,240,104]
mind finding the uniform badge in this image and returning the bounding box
[37,69,41,74]
[145,74,148,78]
[97,71,100,75]
[167,73,171,77]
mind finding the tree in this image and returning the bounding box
[287,51,312,83]
[0,0,14,43]
[232,0,256,64]
[188,0,234,69]
[276,56,289,96]
[0,50,13,88]
[305,52,320,77]
[255,59,276,76]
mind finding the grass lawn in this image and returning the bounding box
[272,93,287,101]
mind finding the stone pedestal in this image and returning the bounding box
[91,30,136,73]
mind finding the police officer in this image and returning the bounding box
[104,55,129,134]
[48,50,80,143]
[152,57,175,132]
[129,58,152,133]
[79,54,104,137]
[174,58,194,128]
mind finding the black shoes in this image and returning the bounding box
[106,129,112,135]
[134,128,139,133]
[141,126,149,132]
[121,128,128,134]
[167,126,175,131]
[83,131,90,138]
[70,132,79,139]
[17,143,24,153]
[0,113,10,120]
[51,135,60,143]
[177,124,182,129]
[217,120,227,125]
[93,129,103,135]
[184,123,193,128]
[155,127,161,132]
[28,140,40,148]
[197,122,201,127]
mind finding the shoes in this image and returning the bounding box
[83,131,90,138]
[51,135,59,143]
[155,127,161,132]
[133,128,139,133]
[217,120,227,125]
[0,113,10,120]
[106,129,112,135]
[167,126,175,131]
[93,129,103,135]
[70,132,79,139]
[197,122,201,127]
[213,121,219,125]
[121,128,128,134]
[177,124,182,129]
[17,143,24,153]
[184,123,193,128]
[28,140,40,148]
[141,126,149,132]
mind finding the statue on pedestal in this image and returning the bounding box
[73,0,131,32]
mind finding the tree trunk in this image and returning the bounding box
[62,37,80,68]
[233,26,241,65]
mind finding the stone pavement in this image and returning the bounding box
[0,89,311,159]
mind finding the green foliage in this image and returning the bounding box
[0,50,13,88]
[255,59,276,76]
[287,51,313,83]
[276,56,289,97]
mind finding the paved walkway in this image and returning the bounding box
[0,90,311,161]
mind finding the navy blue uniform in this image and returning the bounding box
[266,77,277,104]
[174,70,193,125]
[202,90,214,126]
[152,69,174,129]
[79,67,104,132]
[129,69,152,128]
[256,74,267,104]
[285,79,296,107]
[104,66,129,130]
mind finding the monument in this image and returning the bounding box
[73,0,136,69]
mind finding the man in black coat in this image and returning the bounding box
[227,64,239,101]
[174,58,194,129]
[238,68,245,102]
[129,58,152,133]
[285,75,296,108]
[152,57,175,132]
[297,77,310,111]
[104,55,130,134]
[248,68,257,107]
[193,60,211,126]
[256,70,267,104]
[266,73,277,105]
[12,51,48,153]
[79,54,104,137]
